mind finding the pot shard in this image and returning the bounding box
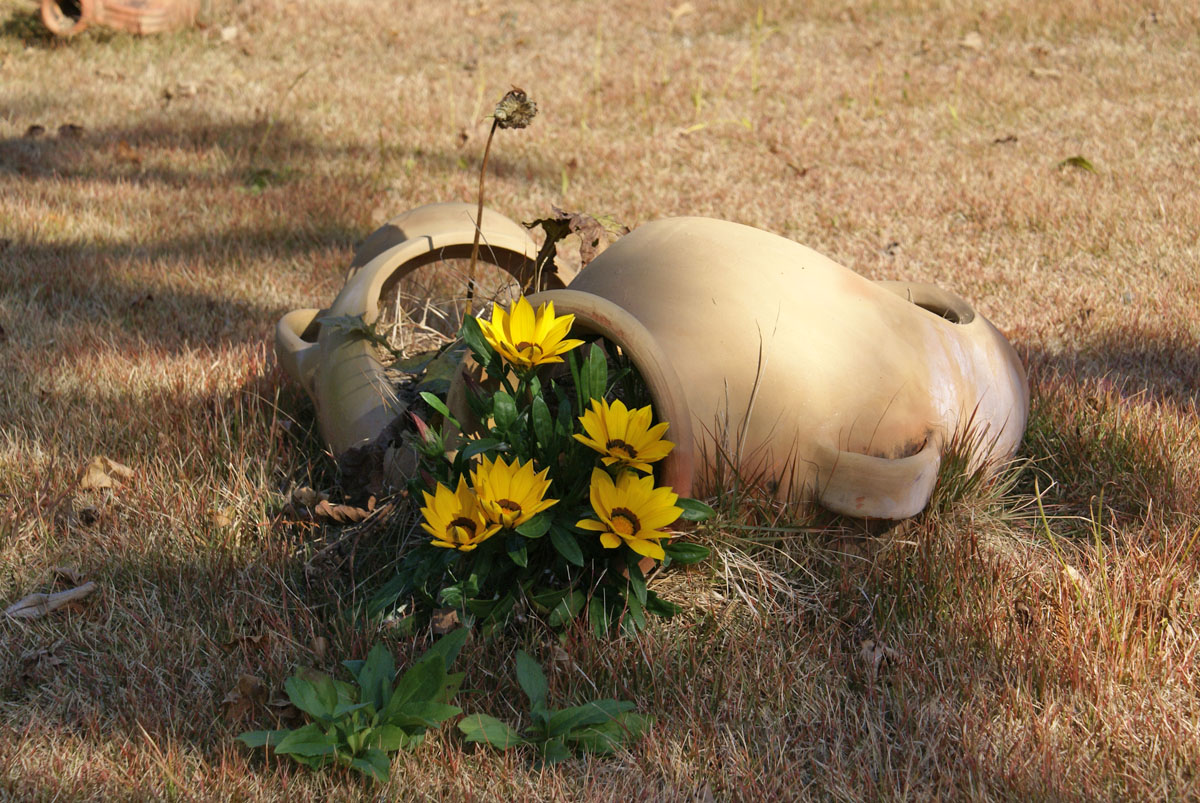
[40,0,199,36]
[274,204,1029,520]
[274,202,560,487]
[532,217,1028,519]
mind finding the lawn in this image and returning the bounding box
[2,0,1198,799]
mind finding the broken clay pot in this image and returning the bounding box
[275,204,1028,519]
[40,0,199,37]
[275,202,563,465]
[523,217,1028,519]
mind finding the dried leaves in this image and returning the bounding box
[5,580,97,619]
[78,455,134,491]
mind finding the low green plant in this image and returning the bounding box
[458,650,652,765]
[369,297,714,637]
[237,629,468,783]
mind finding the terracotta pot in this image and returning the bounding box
[40,0,198,37]
[276,205,1028,519]
[527,217,1028,518]
[275,202,561,461]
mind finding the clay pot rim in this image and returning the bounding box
[525,288,696,498]
[40,0,95,36]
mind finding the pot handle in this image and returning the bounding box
[274,308,321,397]
[815,436,943,520]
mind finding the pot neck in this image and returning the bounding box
[526,289,694,497]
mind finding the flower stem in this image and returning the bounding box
[466,119,499,318]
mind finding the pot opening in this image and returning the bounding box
[57,0,82,21]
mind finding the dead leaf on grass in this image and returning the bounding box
[5,581,97,619]
[79,456,134,490]
[268,694,305,728]
[959,31,983,51]
[669,2,695,23]
[19,639,67,682]
[859,639,900,678]
[221,674,267,722]
[431,607,460,635]
[114,140,142,165]
[290,485,327,509]
[312,496,376,523]
[310,636,328,661]
[51,566,85,586]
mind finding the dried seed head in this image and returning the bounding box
[494,88,537,130]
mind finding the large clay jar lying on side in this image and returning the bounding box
[523,217,1028,519]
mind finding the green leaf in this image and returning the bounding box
[547,699,635,737]
[645,590,681,617]
[284,676,335,722]
[582,342,608,403]
[374,724,418,752]
[676,497,716,521]
[331,701,372,719]
[569,712,653,754]
[1056,154,1097,173]
[492,390,517,432]
[589,595,612,638]
[663,541,710,565]
[540,737,572,765]
[627,562,647,605]
[236,729,291,749]
[357,644,396,711]
[459,314,494,364]
[625,591,647,632]
[350,748,392,783]
[549,523,584,567]
[458,714,526,749]
[390,656,447,710]
[342,659,365,677]
[506,536,529,568]
[531,396,554,450]
[547,590,586,628]
[515,650,549,709]
[460,437,505,460]
[385,701,463,730]
[273,723,338,758]
[422,628,470,671]
[418,391,460,428]
[516,513,552,539]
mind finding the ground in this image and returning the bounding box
[1,0,1198,799]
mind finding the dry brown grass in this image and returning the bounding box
[2,0,1199,799]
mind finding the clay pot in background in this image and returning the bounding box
[40,0,199,37]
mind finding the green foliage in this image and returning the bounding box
[237,629,469,783]
[371,307,713,637]
[458,651,652,765]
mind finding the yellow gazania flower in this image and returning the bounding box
[471,454,558,529]
[573,398,674,474]
[477,297,585,371]
[575,468,682,561]
[420,477,502,551]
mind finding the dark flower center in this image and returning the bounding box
[513,341,544,357]
[498,499,522,512]
[449,517,477,540]
[610,507,641,537]
[606,438,639,459]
